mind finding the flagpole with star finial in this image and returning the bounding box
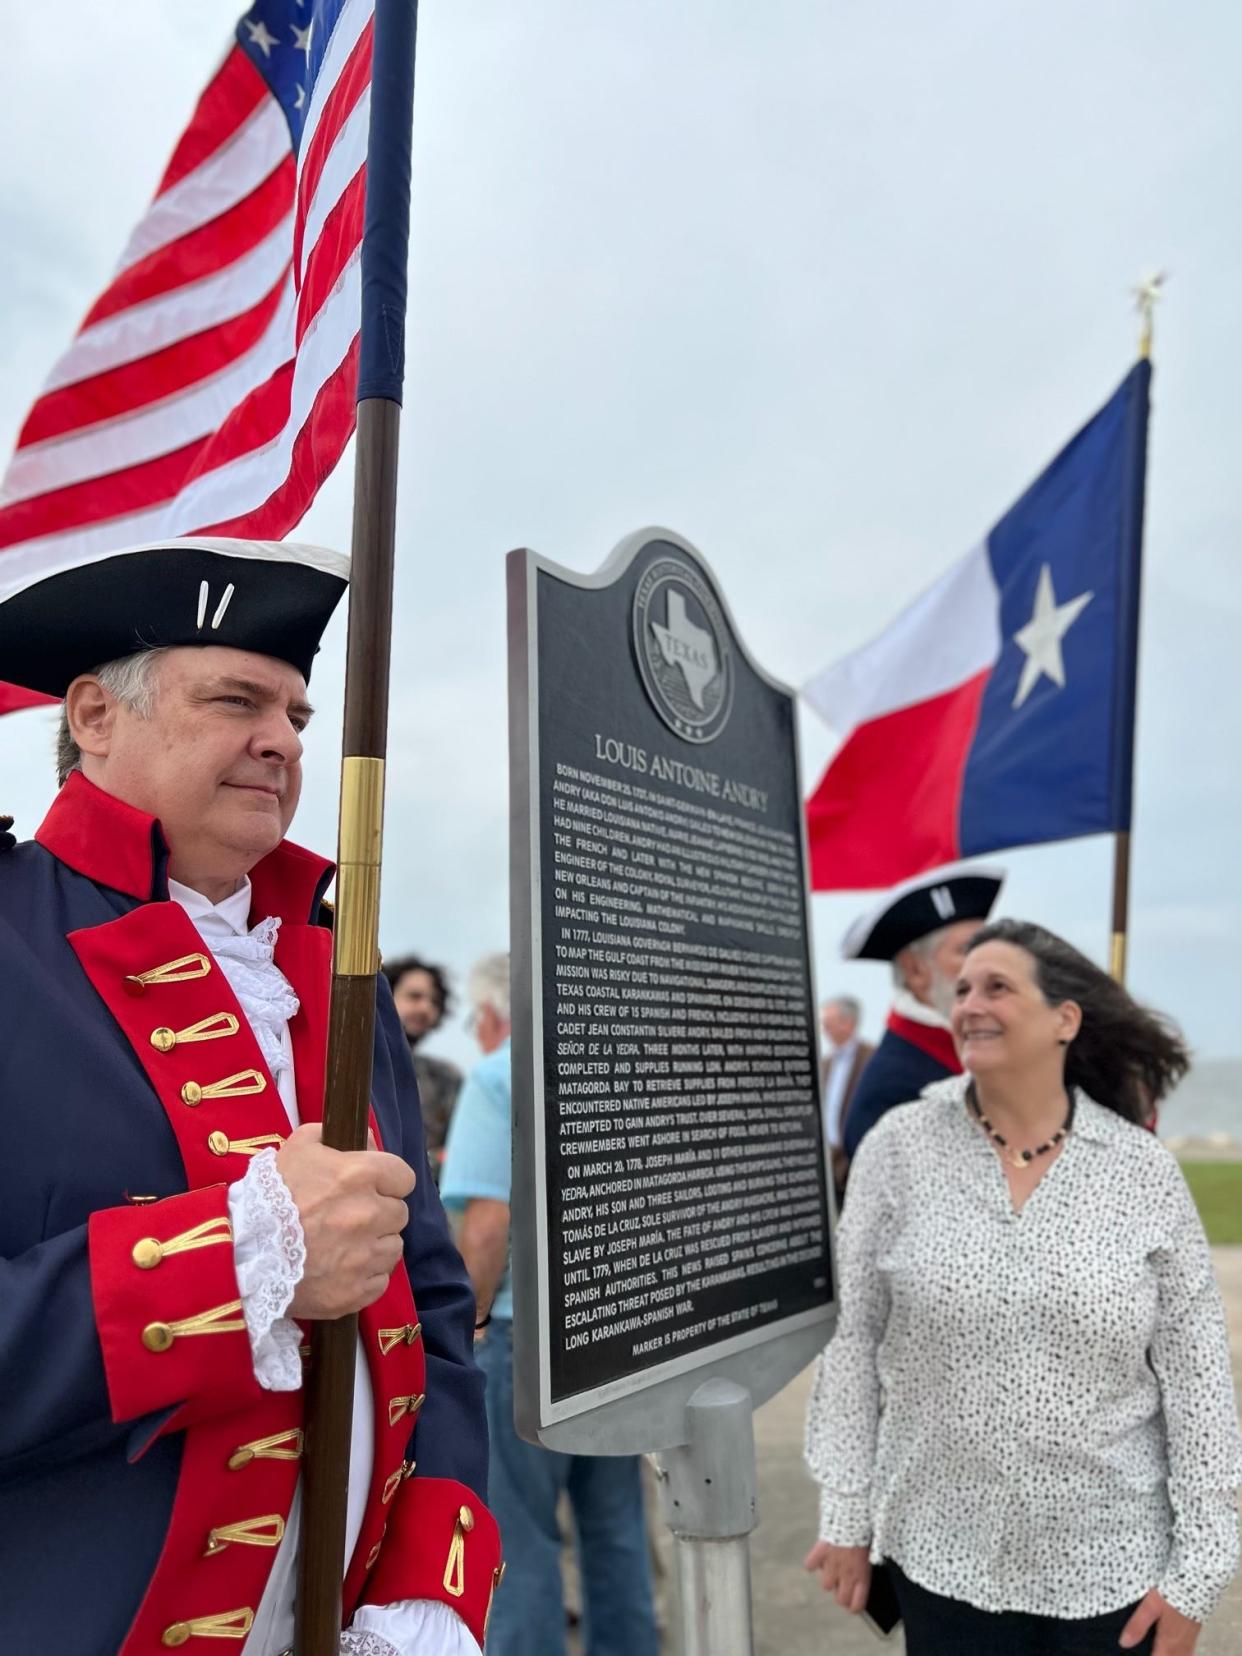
[1108,271,1164,988]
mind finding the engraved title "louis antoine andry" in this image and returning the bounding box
[593,732,769,813]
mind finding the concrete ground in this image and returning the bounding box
[652,1247,1242,1655]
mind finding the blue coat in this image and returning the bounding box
[841,1015,961,1162]
[0,774,499,1655]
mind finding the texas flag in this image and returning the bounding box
[804,361,1150,890]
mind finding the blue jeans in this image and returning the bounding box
[475,1319,659,1656]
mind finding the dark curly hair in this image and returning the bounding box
[966,919,1189,1124]
[381,954,453,1020]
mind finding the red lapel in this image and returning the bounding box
[886,1009,962,1074]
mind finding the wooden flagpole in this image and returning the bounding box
[1109,271,1162,985]
[295,400,401,1655]
[295,3,420,1650]
[1109,827,1131,983]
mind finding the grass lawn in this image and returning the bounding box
[1178,1160,1242,1246]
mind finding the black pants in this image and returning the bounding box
[888,1562,1156,1655]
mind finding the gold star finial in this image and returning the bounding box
[1131,269,1167,359]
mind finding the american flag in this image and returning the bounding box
[0,0,385,713]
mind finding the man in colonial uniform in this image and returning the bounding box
[0,537,501,1655]
[838,866,1004,1169]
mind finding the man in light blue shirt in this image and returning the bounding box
[441,953,658,1656]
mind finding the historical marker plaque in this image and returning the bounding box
[509,528,835,1448]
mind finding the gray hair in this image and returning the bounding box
[891,923,954,989]
[467,951,511,1022]
[56,649,168,785]
[823,993,862,1023]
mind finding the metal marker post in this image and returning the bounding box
[656,1380,758,1656]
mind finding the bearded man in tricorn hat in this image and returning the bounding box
[837,864,1004,1173]
[0,537,499,1656]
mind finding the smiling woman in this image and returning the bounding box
[804,918,1241,1656]
[958,918,1189,1129]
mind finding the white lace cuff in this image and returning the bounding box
[339,1634,401,1656]
[348,1600,482,1656]
[227,1149,306,1392]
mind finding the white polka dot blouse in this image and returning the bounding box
[804,1076,1242,1623]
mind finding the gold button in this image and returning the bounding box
[458,1504,475,1532]
[132,1237,164,1270]
[161,1625,190,1648]
[180,1082,203,1107]
[143,1322,174,1353]
[208,1131,231,1157]
[150,1027,176,1053]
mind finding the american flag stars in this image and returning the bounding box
[236,0,336,150]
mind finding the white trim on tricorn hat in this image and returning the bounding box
[0,536,348,696]
[840,863,1005,962]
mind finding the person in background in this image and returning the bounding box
[383,953,463,1183]
[819,994,873,1201]
[839,865,1004,1171]
[440,954,660,1656]
[805,918,1241,1655]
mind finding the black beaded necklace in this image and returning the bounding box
[966,1082,1075,1169]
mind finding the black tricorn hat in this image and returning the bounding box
[0,536,348,697]
[840,864,1005,962]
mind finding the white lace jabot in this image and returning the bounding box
[168,878,300,1083]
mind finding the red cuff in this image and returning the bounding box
[360,1476,503,1649]
[89,1185,262,1426]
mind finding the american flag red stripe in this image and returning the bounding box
[158,49,270,195]
[17,281,291,451]
[86,161,296,328]
[0,0,377,713]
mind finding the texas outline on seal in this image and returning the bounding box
[632,554,734,743]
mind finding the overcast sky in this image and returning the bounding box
[2,2,1239,1076]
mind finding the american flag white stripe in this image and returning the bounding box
[1,284,297,507]
[113,99,291,275]
[298,0,372,170]
[0,0,378,711]
[41,216,294,395]
[298,94,370,284]
[169,254,361,532]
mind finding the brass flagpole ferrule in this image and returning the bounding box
[332,756,386,977]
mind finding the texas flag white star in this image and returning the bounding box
[1011,563,1094,709]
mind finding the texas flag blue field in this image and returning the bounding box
[805,362,1149,890]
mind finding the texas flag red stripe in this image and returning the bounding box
[807,672,989,891]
